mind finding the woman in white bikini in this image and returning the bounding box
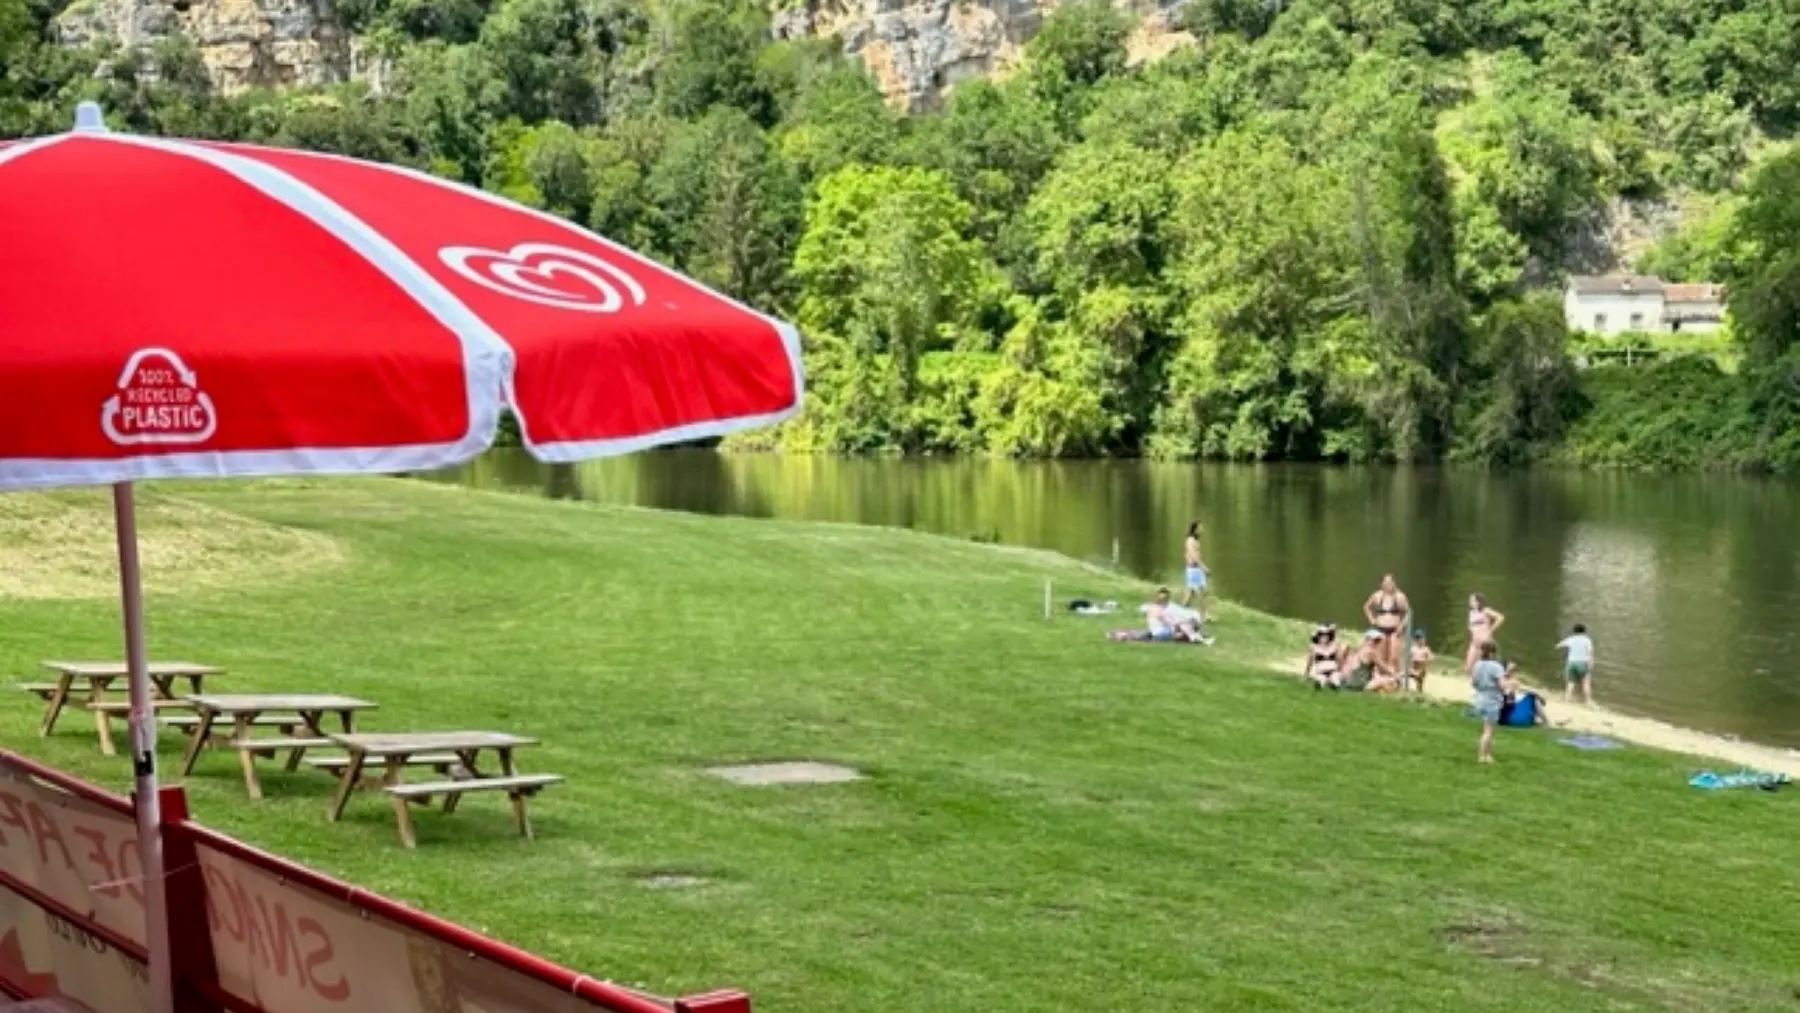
[1464,593,1505,672]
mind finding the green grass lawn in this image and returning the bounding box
[3,479,1797,1013]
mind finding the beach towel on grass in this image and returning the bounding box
[1069,599,1120,615]
[1107,630,1205,643]
[1688,770,1790,791]
[1558,734,1623,751]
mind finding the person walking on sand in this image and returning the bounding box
[1470,640,1517,764]
[1464,593,1504,672]
[1558,623,1595,706]
[1363,574,1410,674]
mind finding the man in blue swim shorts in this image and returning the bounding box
[1182,520,1208,606]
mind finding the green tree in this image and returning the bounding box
[1659,90,1752,192]
[1328,65,1469,458]
[650,0,776,123]
[1635,195,1741,283]
[778,64,900,184]
[1723,147,1800,467]
[1023,141,1177,440]
[1438,52,1602,266]
[899,79,1062,240]
[648,106,802,309]
[1155,131,1361,459]
[976,300,1119,456]
[399,41,504,181]
[1453,293,1579,465]
[477,0,643,126]
[1022,0,1133,132]
[792,164,1000,450]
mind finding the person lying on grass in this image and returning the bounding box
[1304,625,1345,688]
[1338,630,1401,692]
[1470,640,1520,764]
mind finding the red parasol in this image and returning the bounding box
[0,102,803,1013]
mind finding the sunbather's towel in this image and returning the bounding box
[1069,600,1120,615]
[1558,734,1623,751]
[1108,629,1153,641]
[1688,769,1790,791]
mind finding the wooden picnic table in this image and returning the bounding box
[31,660,223,756]
[324,731,563,848]
[178,694,376,801]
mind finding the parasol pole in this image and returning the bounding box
[113,481,174,1013]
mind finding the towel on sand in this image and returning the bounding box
[1558,734,1623,751]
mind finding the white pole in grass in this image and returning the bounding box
[1111,537,1120,570]
[1044,579,1052,620]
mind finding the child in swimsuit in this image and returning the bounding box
[1470,640,1517,764]
[1557,622,1595,705]
[1409,629,1433,693]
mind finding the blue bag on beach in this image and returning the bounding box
[1499,692,1542,728]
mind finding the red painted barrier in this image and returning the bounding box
[0,752,752,1013]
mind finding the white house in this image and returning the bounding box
[1662,283,1727,333]
[1563,275,1726,335]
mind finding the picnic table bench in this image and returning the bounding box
[178,694,376,800]
[324,731,563,848]
[26,660,222,756]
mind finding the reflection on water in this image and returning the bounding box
[425,452,1800,748]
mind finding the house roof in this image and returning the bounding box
[1567,275,1666,295]
[1664,283,1725,303]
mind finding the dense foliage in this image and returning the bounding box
[4,0,1798,466]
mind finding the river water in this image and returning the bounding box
[429,452,1800,749]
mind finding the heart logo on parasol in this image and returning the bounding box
[438,242,647,313]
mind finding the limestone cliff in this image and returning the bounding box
[55,0,1189,106]
[773,0,1194,111]
[56,0,356,93]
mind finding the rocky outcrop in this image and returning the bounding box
[773,0,1194,111]
[56,0,353,93]
[58,0,1190,106]
[1563,196,1686,276]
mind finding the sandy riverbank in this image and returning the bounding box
[1268,657,1800,778]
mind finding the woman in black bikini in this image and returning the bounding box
[1362,574,1410,679]
[1303,625,1345,688]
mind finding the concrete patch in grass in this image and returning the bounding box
[637,872,710,890]
[706,760,864,785]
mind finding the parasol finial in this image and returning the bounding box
[73,101,109,133]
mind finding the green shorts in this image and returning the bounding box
[1564,661,1591,682]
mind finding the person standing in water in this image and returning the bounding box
[1558,622,1596,706]
[1469,640,1517,764]
[1464,593,1504,672]
[1362,574,1410,675]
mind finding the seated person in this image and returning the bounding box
[1163,601,1212,644]
[1340,630,1401,692]
[1304,624,1344,688]
[1146,587,1203,642]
